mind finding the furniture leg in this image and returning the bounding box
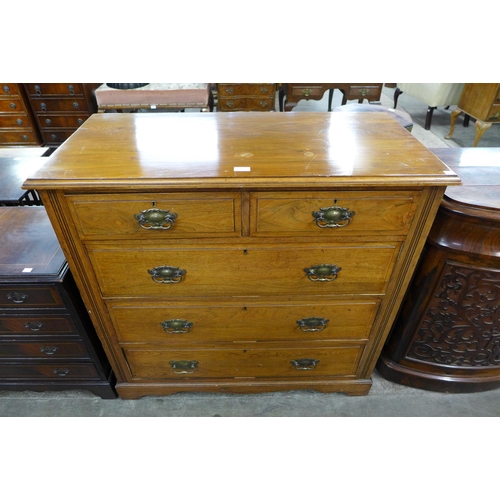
[340,91,347,105]
[393,87,403,108]
[463,114,470,127]
[445,108,463,140]
[424,106,436,130]
[473,120,492,147]
[328,89,334,111]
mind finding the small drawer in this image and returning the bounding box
[0,340,90,359]
[41,129,76,145]
[88,242,400,298]
[38,114,89,129]
[0,114,33,129]
[218,97,275,111]
[0,286,65,309]
[0,315,77,336]
[66,192,241,239]
[218,84,275,96]
[0,84,20,97]
[0,130,40,145]
[0,362,100,379]
[25,83,84,97]
[123,344,363,380]
[110,299,380,343]
[251,191,419,236]
[0,99,27,113]
[31,98,88,113]
[290,86,325,98]
[345,85,382,100]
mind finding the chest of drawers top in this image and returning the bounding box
[23,112,460,191]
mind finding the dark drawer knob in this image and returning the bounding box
[40,103,47,112]
[68,84,75,95]
[148,266,186,284]
[16,118,23,125]
[169,360,198,374]
[34,85,42,96]
[23,135,29,141]
[7,292,28,304]
[304,264,342,282]
[25,321,43,331]
[51,134,57,140]
[134,207,178,230]
[296,317,329,332]
[53,368,69,376]
[45,118,52,125]
[160,319,193,334]
[312,206,355,228]
[3,85,11,95]
[9,102,16,109]
[291,358,319,370]
[40,346,58,355]
[72,102,79,109]
[77,118,84,125]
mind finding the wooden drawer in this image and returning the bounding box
[0,84,20,97]
[0,99,28,113]
[25,83,84,97]
[290,85,326,98]
[88,242,400,298]
[0,362,100,379]
[218,84,275,96]
[218,97,275,111]
[0,314,77,336]
[124,344,363,380]
[344,85,382,100]
[0,286,65,309]
[37,114,89,129]
[41,129,76,145]
[30,98,88,113]
[251,191,419,237]
[66,192,241,239]
[0,130,40,145]
[110,299,380,343]
[0,340,90,359]
[0,114,33,128]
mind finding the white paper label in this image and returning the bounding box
[233,166,251,172]
[22,268,33,273]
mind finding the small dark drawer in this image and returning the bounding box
[39,114,89,129]
[0,286,64,309]
[0,131,39,145]
[0,84,20,97]
[0,340,90,359]
[31,98,88,113]
[0,362,101,379]
[25,84,84,97]
[41,130,76,145]
[0,114,31,128]
[0,99,27,113]
[0,315,77,336]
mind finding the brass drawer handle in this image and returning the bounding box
[25,321,43,331]
[40,346,58,355]
[169,360,198,374]
[291,358,319,370]
[7,292,28,304]
[160,319,193,334]
[260,86,269,94]
[358,88,369,96]
[148,266,186,284]
[134,208,178,230]
[53,368,69,376]
[296,317,329,332]
[304,264,342,282]
[301,88,312,96]
[312,206,355,228]
[225,100,235,107]
[225,87,234,94]
[260,100,268,107]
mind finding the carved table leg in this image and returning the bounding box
[445,108,463,140]
[328,89,334,111]
[473,120,492,147]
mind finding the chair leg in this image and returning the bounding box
[425,106,436,130]
[393,87,403,108]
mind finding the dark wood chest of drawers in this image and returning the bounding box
[0,84,42,146]
[216,84,276,111]
[24,83,100,147]
[0,207,116,398]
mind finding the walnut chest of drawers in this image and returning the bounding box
[0,206,116,398]
[23,112,460,399]
[217,84,276,111]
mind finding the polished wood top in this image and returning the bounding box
[24,112,460,190]
[0,156,47,203]
[431,148,500,211]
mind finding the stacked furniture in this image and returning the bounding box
[23,111,460,399]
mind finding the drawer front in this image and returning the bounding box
[38,114,89,129]
[345,85,382,100]
[487,104,500,122]
[218,84,275,96]
[25,83,84,97]
[0,286,64,309]
[88,243,400,298]
[0,341,90,359]
[110,299,380,343]
[67,193,241,239]
[251,191,419,236]
[0,114,33,128]
[31,98,88,113]
[0,362,100,379]
[124,344,363,380]
[0,84,20,97]
[0,130,39,145]
[218,97,275,111]
[0,99,28,113]
[0,315,77,336]
[41,129,75,145]
[290,85,325,98]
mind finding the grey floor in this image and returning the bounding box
[1,86,499,417]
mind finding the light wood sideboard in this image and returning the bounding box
[23,112,460,399]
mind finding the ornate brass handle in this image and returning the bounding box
[226,100,235,107]
[134,208,178,230]
[7,292,28,304]
[53,368,69,376]
[148,266,186,284]
[312,206,355,228]
[358,88,369,96]
[160,319,193,334]
[25,321,43,331]
[260,100,268,107]
[40,346,58,355]
[304,264,342,282]
[301,89,312,96]
[260,86,269,93]
[291,358,319,370]
[225,87,234,94]
[296,317,329,332]
[169,360,198,374]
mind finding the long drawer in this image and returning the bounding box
[88,243,401,298]
[109,299,380,343]
[0,362,101,379]
[123,344,363,380]
[0,340,90,359]
[0,286,65,309]
[0,314,78,336]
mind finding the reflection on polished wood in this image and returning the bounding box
[24,112,460,399]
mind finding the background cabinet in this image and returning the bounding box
[216,84,276,111]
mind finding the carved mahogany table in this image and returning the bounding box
[377,147,500,393]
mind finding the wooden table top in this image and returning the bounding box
[431,147,500,211]
[23,112,460,191]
